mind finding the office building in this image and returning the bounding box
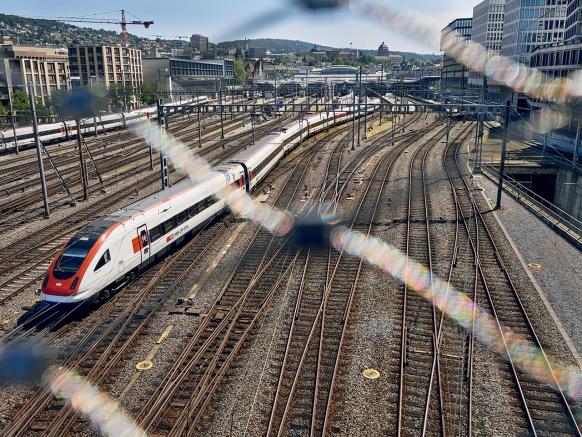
[565,0,582,41]
[527,1,582,155]
[501,0,567,65]
[190,34,209,53]
[469,0,506,98]
[440,18,472,93]
[0,36,71,107]
[142,57,234,84]
[68,45,143,89]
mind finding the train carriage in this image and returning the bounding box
[41,105,369,303]
[41,167,242,303]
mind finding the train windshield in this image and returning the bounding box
[56,236,96,273]
[53,219,113,278]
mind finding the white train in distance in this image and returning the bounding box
[40,101,378,304]
[0,96,208,152]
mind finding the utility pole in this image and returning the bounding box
[147,114,154,170]
[29,83,50,218]
[574,118,581,164]
[251,112,256,145]
[197,106,202,148]
[363,87,368,140]
[157,99,169,190]
[496,100,511,210]
[446,112,451,145]
[75,113,89,201]
[219,78,225,141]
[474,110,480,172]
[391,102,395,144]
[357,65,362,146]
[351,83,356,151]
[8,91,18,154]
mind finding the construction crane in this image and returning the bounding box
[31,10,153,46]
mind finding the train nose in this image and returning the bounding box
[42,272,80,296]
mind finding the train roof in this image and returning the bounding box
[102,171,223,224]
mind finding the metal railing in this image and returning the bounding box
[481,162,582,248]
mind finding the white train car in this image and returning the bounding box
[40,105,370,304]
[41,167,243,303]
[0,96,208,152]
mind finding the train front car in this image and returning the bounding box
[41,219,118,304]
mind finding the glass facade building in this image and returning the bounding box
[501,0,567,64]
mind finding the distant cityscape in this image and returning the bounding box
[1,1,582,152]
[0,12,440,115]
[440,0,580,154]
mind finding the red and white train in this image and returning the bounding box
[40,103,374,303]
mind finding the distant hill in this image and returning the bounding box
[217,38,440,62]
[0,14,440,63]
[0,13,169,54]
[217,38,335,54]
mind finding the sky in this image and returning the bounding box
[2,0,474,53]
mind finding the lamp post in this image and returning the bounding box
[357,65,362,146]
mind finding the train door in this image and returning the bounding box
[235,162,251,192]
[136,225,151,266]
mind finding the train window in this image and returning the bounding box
[150,225,162,242]
[163,218,176,234]
[140,230,149,247]
[206,197,217,208]
[94,249,111,271]
[188,204,199,218]
[177,210,188,224]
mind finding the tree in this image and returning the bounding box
[234,59,246,85]
[108,83,124,110]
[11,90,30,112]
[0,102,7,128]
[358,53,375,65]
[49,88,71,113]
[34,98,50,117]
[140,83,158,105]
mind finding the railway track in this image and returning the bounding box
[0,113,296,305]
[391,121,474,436]
[264,116,449,437]
[1,218,231,436]
[0,112,364,435]
[132,122,352,436]
[138,114,441,435]
[444,135,582,436]
[0,112,247,227]
[1,111,445,436]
